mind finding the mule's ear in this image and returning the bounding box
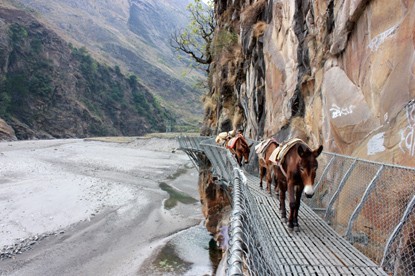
[298,145,305,157]
[315,145,323,157]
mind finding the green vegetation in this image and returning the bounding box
[212,29,238,56]
[70,45,172,133]
[171,0,215,72]
[9,23,28,45]
[0,24,55,119]
[150,243,191,274]
[0,21,175,136]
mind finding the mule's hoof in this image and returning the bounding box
[281,217,287,223]
[288,226,294,233]
[294,226,300,232]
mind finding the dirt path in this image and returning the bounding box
[0,137,208,275]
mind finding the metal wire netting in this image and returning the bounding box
[381,196,415,275]
[198,138,281,274]
[199,138,235,183]
[228,168,282,275]
[301,152,415,275]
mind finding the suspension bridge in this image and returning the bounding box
[178,136,415,275]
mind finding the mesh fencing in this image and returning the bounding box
[228,168,282,275]
[177,136,415,275]
[296,152,415,276]
[199,138,282,275]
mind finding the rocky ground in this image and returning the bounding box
[0,136,214,275]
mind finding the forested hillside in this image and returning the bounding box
[11,0,205,131]
[0,7,170,139]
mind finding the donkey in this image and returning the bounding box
[226,132,251,166]
[256,138,280,195]
[272,139,323,232]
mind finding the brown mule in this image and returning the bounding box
[272,139,323,232]
[226,132,251,166]
[256,138,280,195]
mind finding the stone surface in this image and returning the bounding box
[0,118,16,141]
[206,0,415,167]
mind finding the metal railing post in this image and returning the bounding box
[324,159,358,221]
[380,195,415,270]
[314,155,336,191]
[344,165,384,241]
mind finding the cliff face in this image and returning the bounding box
[205,0,415,167]
[0,7,169,139]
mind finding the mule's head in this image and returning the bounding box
[242,142,251,164]
[236,138,250,165]
[297,144,323,198]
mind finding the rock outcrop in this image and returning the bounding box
[205,0,415,168]
[0,118,16,141]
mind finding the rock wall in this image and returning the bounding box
[205,0,415,167]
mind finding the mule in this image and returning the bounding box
[226,132,251,166]
[256,138,280,195]
[272,139,323,232]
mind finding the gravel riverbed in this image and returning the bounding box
[0,137,215,275]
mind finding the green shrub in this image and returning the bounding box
[9,24,28,45]
[212,29,238,56]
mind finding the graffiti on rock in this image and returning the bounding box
[329,104,355,119]
[368,132,386,156]
[399,102,415,156]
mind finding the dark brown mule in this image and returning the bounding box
[257,139,279,195]
[273,140,323,232]
[226,133,251,166]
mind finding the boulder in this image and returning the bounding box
[0,118,16,141]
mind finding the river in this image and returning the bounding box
[0,137,221,275]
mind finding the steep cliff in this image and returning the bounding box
[205,0,415,168]
[0,7,169,139]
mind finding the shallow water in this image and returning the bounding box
[144,224,222,276]
[159,182,198,210]
[143,166,222,275]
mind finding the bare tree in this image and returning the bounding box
[171,0,216,73]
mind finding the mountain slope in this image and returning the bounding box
[0,6,170,139]
[11,0,205,128]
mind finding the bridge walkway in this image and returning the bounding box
[177,136,404,275]
[235,171,387,275]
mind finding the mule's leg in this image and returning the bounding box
[259,166,266,189]
[235,153,241,166]
[287,181,296,231]
[273,172,280,197]
[293,187,303,232]
[265,168,272,195]
[278,179,287,223]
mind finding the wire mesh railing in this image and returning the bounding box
[301,152,415,275]
[177,136,415,275]
[228,168,282,275]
